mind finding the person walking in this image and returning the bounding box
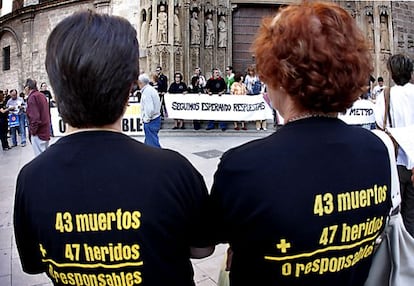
[25,78,50,156]
[139,73,162,148]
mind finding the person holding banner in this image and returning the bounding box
[206,68,227,131]
[192,67,206,88]
[6,89,27,147]
[168,72,188,130]
[230,73,247,130]
[14,11,214,286]
[188,75,204,130]
[209,2,391,285]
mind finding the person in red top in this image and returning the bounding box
[25,78,51,156]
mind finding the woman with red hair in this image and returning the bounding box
[210,2,392,285]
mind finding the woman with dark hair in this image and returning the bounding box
[0,91,11,150]
[230,73,247,130]
[168,72,188,129]
[209,2,391,285]
[188,75,204,94]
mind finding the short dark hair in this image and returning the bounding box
[387,54,413,86]
[45,10,139,128]
[25,78,37,90]
[377,77,384,82]
[174,72,183,81]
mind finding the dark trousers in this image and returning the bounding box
[207,121,227,130]
[398,165,414,238]
[0,120,9,149]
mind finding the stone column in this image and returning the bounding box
[20,11,35,79]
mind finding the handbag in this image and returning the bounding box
[365,130,414,286]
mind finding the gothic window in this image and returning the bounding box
[3,46,10,71]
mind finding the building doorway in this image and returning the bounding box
[232,4,280,74]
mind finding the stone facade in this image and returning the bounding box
[1,0,413,92]
[137,0,232,82]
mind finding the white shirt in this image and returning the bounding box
[339,99,375,129]
[372,84,386,100]
[6,97,25,114]
[140,84,161,123]
[375,82,414,167]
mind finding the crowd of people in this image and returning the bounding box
[7,1,414,286]
[136,63,272,132]
[0,81,53,155]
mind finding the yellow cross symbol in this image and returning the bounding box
[39,244,47,257]
[276,239,291,253]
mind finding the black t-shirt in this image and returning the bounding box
[205,77,226,94]
[0,101,8,121]
[157,74,168,93]
[14,131,210,286]
[40,90,55,108]
[209,117,391,286]
[168,82,188,94]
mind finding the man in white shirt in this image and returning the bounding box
[138,73,161,148]
[6,89,27,147]
[372,76,386,101]
[375,54,414,237]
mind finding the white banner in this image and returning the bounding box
[338,99,376,128]
[50,102,144,137]
[164,93,274,121]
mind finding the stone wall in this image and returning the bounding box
[0,0,142,92]
[0,0,93,91]
[391,1,414,60]
[1,0,414,92]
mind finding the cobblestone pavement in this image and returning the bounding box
[0,131,271,286]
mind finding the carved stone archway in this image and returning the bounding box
[139,0,232,83]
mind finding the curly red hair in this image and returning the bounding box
[252,1,372,113]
